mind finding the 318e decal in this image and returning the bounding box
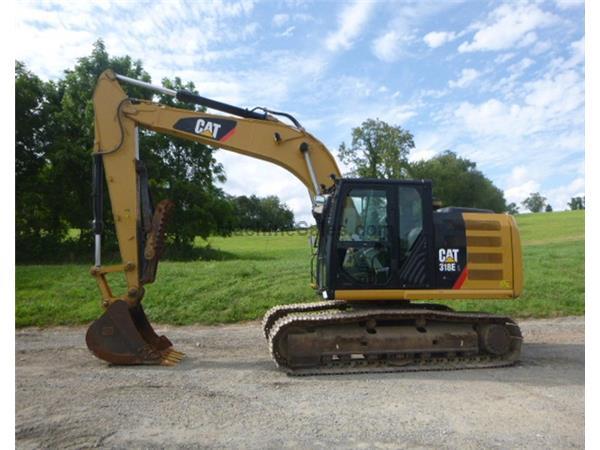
[439,248,460,272]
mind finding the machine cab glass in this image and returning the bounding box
[337,187,392,286]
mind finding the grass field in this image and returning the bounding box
[15,210,584,327]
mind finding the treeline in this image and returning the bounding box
[15,41,293,263]
[231,195,295,231]
[511,193,585,214]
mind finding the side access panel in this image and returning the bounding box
[461,212,516,292]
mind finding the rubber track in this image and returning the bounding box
[268,308,522,376]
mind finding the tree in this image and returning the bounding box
[506,202,520,215]
[409,151,507,212]
[231,195,294,231]
[545,204,553,212]
[568,196,585,210]
[15,61,64,257]
[257,196,295,231]
[338,118,414,179]
[15,40,236,260]
[521,192,547,213]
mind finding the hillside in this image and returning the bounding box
[15,210,584,326]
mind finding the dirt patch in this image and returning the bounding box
[16,317,584,449]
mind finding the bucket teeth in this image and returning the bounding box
[161,349,185,365]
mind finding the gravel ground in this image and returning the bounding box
[16,316,584,449]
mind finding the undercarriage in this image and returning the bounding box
[264,301,522,376]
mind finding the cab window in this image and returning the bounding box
[398,186,423,262]
[337,188,391,286]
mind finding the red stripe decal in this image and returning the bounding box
[453,266,469,289]
[219,128,236,142]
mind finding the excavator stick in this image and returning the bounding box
[86,301,184,365]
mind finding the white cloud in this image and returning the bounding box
[293,13,315,22]
[242,22,260,37]
[448,68,481,88]
[524,69,582,111]
[272,13,289,27]
[423,31,456,48]
[554,0,584,9]
[16,0,258,79]
[509,57,534,74]
[333,104,417,129]
[504,165,541,205]
[458,3,558,52]
[520,31,539,49]
[486,57,536,98]
[372,31,403,62]
[409,148,437,162]
[545,177,585,210]
[322,76,418,127]
[325,1,374,51]
[371,2,454,61]
[494,53,515,64]
[277,26,296,37]
[454,67,583,137]
[505,182,541,206]
[531,40,552,55]
[555,37,585,70]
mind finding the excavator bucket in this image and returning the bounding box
[86,300,184,366]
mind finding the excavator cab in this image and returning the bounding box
[315,179,434,299]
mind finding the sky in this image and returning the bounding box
[15,0,585,223]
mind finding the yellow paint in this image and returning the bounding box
[336,289,515,301]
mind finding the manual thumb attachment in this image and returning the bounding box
[86,300,185,365]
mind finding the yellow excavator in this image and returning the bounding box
[86,70,523,375]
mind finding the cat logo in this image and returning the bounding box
[194,119,221,138]
[439,248,459,272]
[173,117,237,142]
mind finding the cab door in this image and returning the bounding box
[332,182,394,290]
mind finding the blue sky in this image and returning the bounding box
[16,0,585,222]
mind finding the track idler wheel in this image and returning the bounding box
[85,300,184,366]
[478,323,512,356]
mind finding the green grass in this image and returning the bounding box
[15,210,584,327]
